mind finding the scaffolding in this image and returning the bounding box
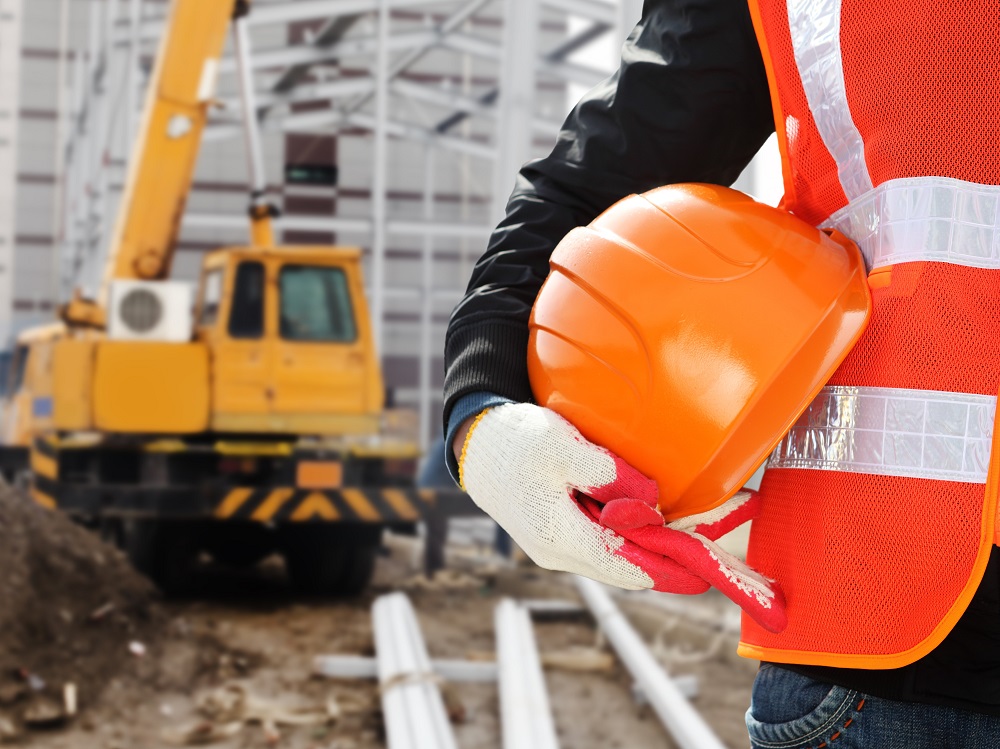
[52,0,639,445]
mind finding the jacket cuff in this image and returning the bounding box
[444,392,514,483]
[442,319,534,430]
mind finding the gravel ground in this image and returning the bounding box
[2,518,757,749]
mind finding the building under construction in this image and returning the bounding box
[0,0,665,444]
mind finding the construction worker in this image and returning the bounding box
[444,1,1000,746]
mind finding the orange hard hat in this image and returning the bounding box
[527,183,871,521]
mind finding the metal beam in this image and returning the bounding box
[0,0,22,339]
[114,0,436,43]
[387,219,490,239]
[546,20,611,60]
[371,0,390,353]
[348,112,497,160]
[433,21,608,134]
[181,213,371,234]
[209,106,498,162]
[541,58,607,88]
[217,77,560,141]
[249,0,432,26]
[271,13,365,93]
[418,145,434,448]
[382,287,464,301]
[217,29,438,74]
[182,213,490,239]
[392,79,496,119]
[232,16,269,201]
[212,79,375,132]
[493,0,538,222]
[50,0,72,306]
[541,0,617,26]
[205,105,351,141]
[439,31,501,60]
[337,0,494,116]
[574,578,728,749]
[391,80,562,137]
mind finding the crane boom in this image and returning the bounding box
[97,0,238,296]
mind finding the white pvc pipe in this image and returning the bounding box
[495,598,561,749]
[313,654,498,683]
[372,593,459,749]
[574,577,727,749]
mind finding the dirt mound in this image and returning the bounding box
[0,484,160,708]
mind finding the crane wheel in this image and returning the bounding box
[203,523,275,568]
[123,519,201,596]
[281,525,381,597]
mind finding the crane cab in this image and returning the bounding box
[195,246,385,436]
[0,246,385,443]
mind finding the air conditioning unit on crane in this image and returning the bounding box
[107,280,193,342]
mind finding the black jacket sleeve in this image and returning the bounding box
[442,0,775,432]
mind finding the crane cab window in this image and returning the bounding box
[228,261,265,339]
[199,269,223,327]
[279,265,356,342]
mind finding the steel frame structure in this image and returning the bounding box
[54,0,638,445]
[0,0,23,346]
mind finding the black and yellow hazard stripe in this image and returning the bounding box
[213,487,435,523]
[28,437,59,510]
[29,487,56,510]
[30,470,60,510]
[30,436,58,480]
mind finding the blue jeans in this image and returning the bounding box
[746,664,1000,749]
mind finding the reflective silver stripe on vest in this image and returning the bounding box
[786,0,873,200]
[823,176,1000,272]
[768,386,996,483]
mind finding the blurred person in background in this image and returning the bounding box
[417,437,512,576]
[442,0,1000,746]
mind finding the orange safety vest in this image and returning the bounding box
[741,1,1000,668]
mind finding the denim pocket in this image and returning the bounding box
[745,666,861,749]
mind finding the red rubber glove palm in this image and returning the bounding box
[583,487,786,633]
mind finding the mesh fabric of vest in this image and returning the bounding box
[840,1,1000,188]
[745,470,983,657]
[745,262,1000,660]
[830,263,1000,396]
[747,0,1000,664]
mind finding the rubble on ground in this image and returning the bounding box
[0,508,756,748]
[0,484,159,730]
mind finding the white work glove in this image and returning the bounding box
[458,403,786,633]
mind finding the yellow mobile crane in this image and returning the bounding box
[0,0,438,593]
